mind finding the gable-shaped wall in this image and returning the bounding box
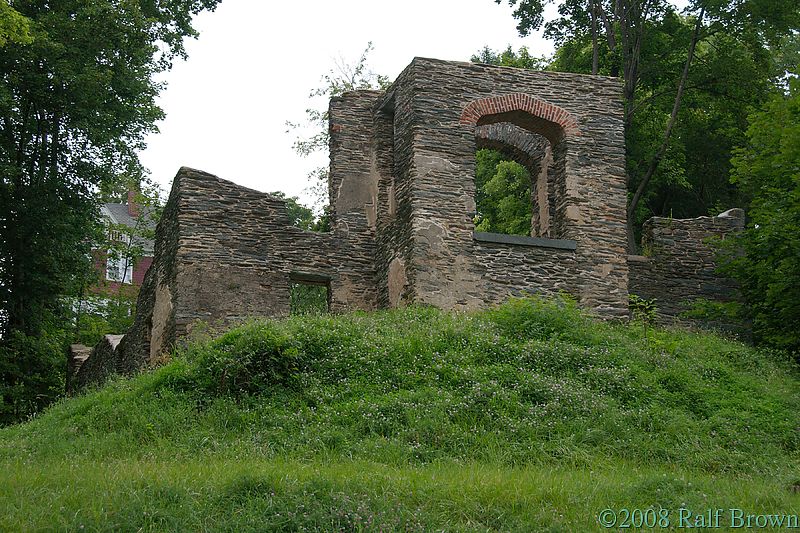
[73,165,380,388]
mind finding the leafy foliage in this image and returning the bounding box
[718,79,800,353]
[471,45,548,69]
[268,191,329,232]
[624,22,782,240]
[629,293,658,340]
[0,0,31,46]
[186,322,301,396]
[474,149,532,235]
[71,297,136,347]
[290,283,329,316]
[0,0,219,424]
[1,0,219,336]
[629,294,657,324]
[0,326,66,425]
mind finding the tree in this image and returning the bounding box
[471,45,548,69]
[718,78,800,353]
[269,191,329,232]
[474,149,533,235]
[495,0,800,249]
[623,18,782,241]
[0,0,31,47]
[287,42,389,211]
[0,0,220,423]
[1,0,220,336]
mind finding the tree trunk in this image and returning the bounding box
[590,0,600,75]
[598,2,620,77]
[626,7,705,252]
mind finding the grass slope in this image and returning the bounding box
[1,297,798,531]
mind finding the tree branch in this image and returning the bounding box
[627,6,705,252]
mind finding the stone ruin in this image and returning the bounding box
[70,57,744,389]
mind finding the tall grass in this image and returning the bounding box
[1,296,798,530]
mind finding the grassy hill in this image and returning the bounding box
[1,297,798,531]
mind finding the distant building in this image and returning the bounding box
[93,191,155,294]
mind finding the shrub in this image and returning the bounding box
[485,293,587,341]
[186,321,302,396]
[0,328,66,425]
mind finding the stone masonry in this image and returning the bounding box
[70,57,741,389]
[628,209,745,320]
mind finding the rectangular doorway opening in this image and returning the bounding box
[289,273,330,316]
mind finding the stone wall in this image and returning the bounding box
[75,56,735,390]
[72,164,380,391]
[72,335,123,391]
[373,69,417,308]
[628,209,745,321]
[380,58,629,315]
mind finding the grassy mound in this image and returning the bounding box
[1,297,798,530]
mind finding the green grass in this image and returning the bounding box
[1,296,799,531]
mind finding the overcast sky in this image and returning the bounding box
[138,0,558,208]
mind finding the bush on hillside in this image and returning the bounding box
[185,321,302,396]
[0,328,66,425]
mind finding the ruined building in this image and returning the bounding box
[71,57,743,389]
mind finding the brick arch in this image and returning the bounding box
[460,94,580,142]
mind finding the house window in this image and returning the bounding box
[106,253,133,284]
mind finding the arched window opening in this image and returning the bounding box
[474,122,559,238]
[463,94,577,242]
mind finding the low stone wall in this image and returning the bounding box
[472,233,579,305]
[628,209,745,321]
[71,335,123,391]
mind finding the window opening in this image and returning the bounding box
[289,275,330,315]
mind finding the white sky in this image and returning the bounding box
[138,0,557,208]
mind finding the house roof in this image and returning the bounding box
[103,203,137,227]
[101,202,156,254]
